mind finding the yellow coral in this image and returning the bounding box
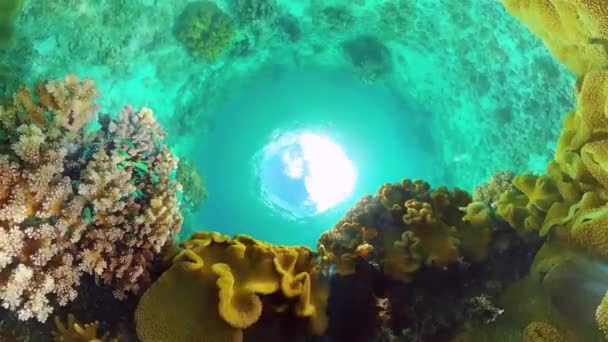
[596,290,608,340]
[136,232,328,342]
[500,0,608,75]
[522,321,564,342]
[52,314,116,342]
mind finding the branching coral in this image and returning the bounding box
[318,179,493,283]
[0,75,183,322]
[135,232,328,342]
[174,1,235,62]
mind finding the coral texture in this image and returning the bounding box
[0,75,182,322]
[318,179,493,283]
[174,1,235,62]
[135,232,328,342]
[500,0,608,75]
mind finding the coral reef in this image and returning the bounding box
[341,35,393,83]
[0,75,182,322]
[135,232,328,342]
[174,1,235,62]
[176,158,208,215]
[318,179,493,282]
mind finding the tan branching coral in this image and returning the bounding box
[317,179,493,283]
[0,76,183,322]
[136,232,328,342]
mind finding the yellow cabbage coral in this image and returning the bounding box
[500,0,608,75]
[135,232,328,342]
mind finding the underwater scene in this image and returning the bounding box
[1,0,608,341]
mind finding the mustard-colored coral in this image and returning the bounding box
[174,1,235,62]
[523,321,563,342]
[596,290,608,340]
[135,232,328,342]
[318,179,492,283]
[500,0,608,75]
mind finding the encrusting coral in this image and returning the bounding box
[174,1,235,62]
[0,75,182,322]
[318,179,493,283]
[135,232,328,342]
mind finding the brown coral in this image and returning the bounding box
[318,179,492,283]
[135,232,328,342]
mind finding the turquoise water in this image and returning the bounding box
[185,64,444,246]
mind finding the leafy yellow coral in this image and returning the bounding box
[500,0,608,75]
[52,314,116,342]
[173,1,235,62]
[135,232,328,342]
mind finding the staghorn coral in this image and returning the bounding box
[500,0,608,75]
[52,313,116,342]
[174,1,235,62]
[318,179,493,283]
[135,232,328,342]
[0,75,182,322]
